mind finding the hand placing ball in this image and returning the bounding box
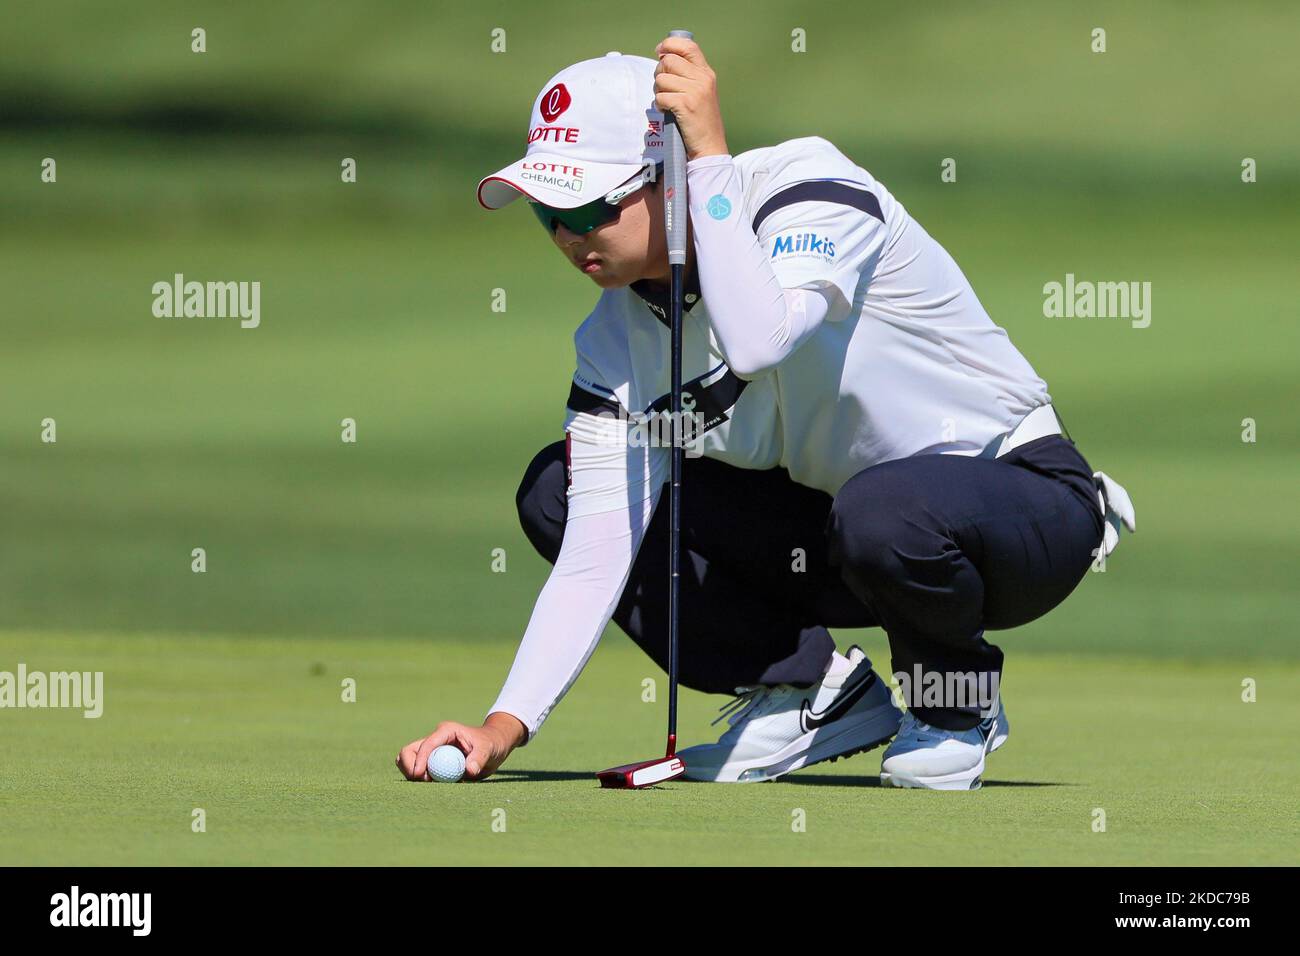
[395,715,526,782]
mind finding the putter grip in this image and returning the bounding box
[662,29,693,266]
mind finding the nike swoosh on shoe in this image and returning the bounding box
[798,670,879,733]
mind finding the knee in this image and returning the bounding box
[516,440,568,563]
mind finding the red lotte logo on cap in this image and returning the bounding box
[540,83,571,123]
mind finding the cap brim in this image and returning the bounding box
[476,153,647,210]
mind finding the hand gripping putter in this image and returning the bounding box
[597,29,694,789]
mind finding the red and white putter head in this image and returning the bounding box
[596,754,686,789]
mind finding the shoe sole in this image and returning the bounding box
[682,704,902,783]
[880,760,984,791]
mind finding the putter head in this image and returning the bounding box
[596,755,686,789]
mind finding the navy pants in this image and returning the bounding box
[516,435,1104,731]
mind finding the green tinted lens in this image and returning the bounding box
[528,198,620,235]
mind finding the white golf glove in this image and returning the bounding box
[1093,470,1136,557]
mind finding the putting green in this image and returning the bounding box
[2,630,1294,866]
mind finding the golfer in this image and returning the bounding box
[397,37,1136,789]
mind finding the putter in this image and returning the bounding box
[596,28,694,790]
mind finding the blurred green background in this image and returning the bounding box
[4,0,1296,652]
[1,2,1297,865]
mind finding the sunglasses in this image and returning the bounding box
[529,162,664,235]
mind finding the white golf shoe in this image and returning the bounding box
[879,695,1010,791]
[678,646,902,783]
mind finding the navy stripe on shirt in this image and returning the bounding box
[566,382,623,417]
[751,180,884,233]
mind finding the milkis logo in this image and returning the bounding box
[771,231,837,261]
[540,83,571,122]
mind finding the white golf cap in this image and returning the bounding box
[476,52,666,211]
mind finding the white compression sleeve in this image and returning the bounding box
[487,413,665,740]
[686,154,832,377]
[485,494,657,741]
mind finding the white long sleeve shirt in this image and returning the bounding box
[489,137,1050,740]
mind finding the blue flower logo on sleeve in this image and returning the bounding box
[706,194,732,220]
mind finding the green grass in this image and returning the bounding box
[2,631,1296,866]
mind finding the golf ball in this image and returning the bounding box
[427,745,466,783]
